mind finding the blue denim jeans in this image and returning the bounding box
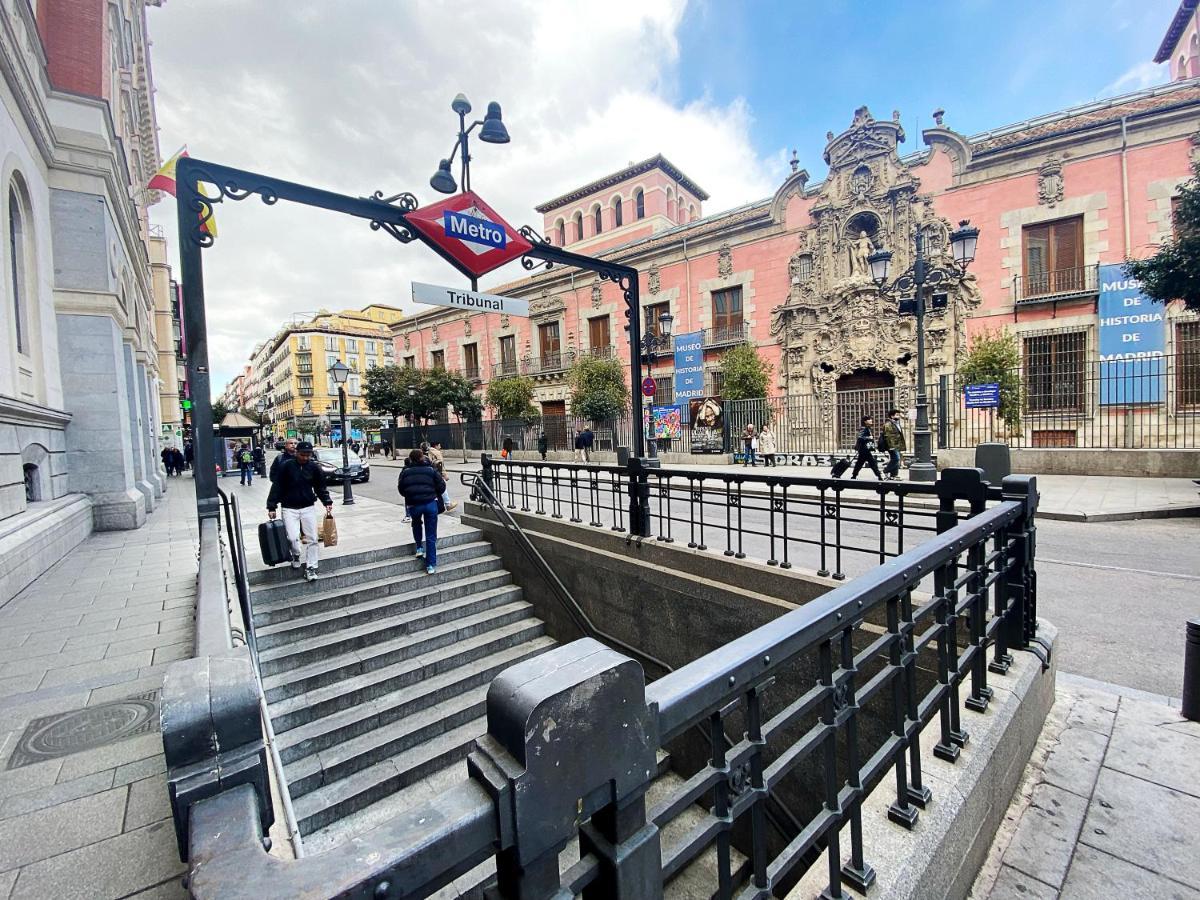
[887,449,901,477]
[407,500,440,567]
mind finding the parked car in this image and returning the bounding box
[274,440,286,451]
[312,447,370,483]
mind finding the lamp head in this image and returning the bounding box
[659,310,674,339]
[407,385,416,398]
[451,93,472,117]
[479,102,510,144]
[950,220,980,269]
[329,360,350,385]
[429,159,457,195]
[867,248,892,287]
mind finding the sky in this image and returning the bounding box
[143,0,1177,392]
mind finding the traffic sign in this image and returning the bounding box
[405,191,532,279]
[412,281,530,317]
[641,377,656,397]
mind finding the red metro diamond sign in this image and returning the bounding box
[404,191,532,279]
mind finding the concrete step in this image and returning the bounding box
[255,561,512,650]
[257,585,523,676]
[268,618,548,731]
[247,528,480,586]
[260,601,541,704]
[273,636,555,768]
[292,716,487,835]
[651,769,751,897]
[251,540,496,620]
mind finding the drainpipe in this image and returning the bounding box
[683,235,692,333]
[1120,115,1132,257]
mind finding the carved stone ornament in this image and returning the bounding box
[648,263,660,295]
[718,243,733,278]
[431,324,439,344]
[500,314,510,329]
[463,316,472,337]
[403,333,411,351]
[591,283,602,308]
[1038,156,1064,206]
[529,293,567,321]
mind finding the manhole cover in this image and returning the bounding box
[6,691,159,769]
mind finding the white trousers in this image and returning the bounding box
[281,505,320,568]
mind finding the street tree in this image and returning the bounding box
[567,355,628,421]
[1125,159,1200,311]
[485,376,539,423]
[423,367,483,460]
[957,329,1023,431]
[211,399,230,423]
[363,364,413,459]
[718,343,774,401]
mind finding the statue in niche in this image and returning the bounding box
[848,230,875,279]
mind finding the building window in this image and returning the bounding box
[653,376,673,407]
[538,322,561,364]
[296,335,310,350]
[431,349,445,369]
[366,357,376,370]
[1022,216,1084,298]
[326,353,339,368]
[464,343,480,379]
[589,315,610,352]
[574,212,584,242]
[404,355,415,368]
[348,375,361,396]
[712,287,744,342]
[347,355,359,370]
[1023,331,1086,413]
[499,335,517,375]
[593,205,602,235]
[635,189,645,220]
[298,376,313,396]
[352,400,359,411]
[644,302,670,338]
[8,185,29,355]
[347,338,358,352]
[556,218,566,245]
[614,197,623,227]
[1178,321,1200,408]
[708,370,725,397]
[366,340,375,353]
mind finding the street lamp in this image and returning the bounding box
[868,219,980,482]
[407,384,418,447]
[429,94,510,196]
[328,360,354,505]
[626,309,674,460]
[255,398,267,448]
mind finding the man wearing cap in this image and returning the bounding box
[266,440,333,582]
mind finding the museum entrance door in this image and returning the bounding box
[836,369,895,448]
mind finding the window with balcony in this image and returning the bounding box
[404,356,415,369]
[538,322,562,370]
[366,340,376,354]
[298,376,313,396]
[326,353,339,368]
[711,287,744,344]
[498,335,517,376]
[1020,217,1089,300]
[1023,330,1086,413]
[644,302,670,339]
[431,350,445,370]
[464,343,480,380]
[347,355,359,371]
[589,316,610,354]
[1178,321,1200,408]
[296,335,310,350]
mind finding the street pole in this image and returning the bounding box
[910,232,936,483]
[338,387,354,505]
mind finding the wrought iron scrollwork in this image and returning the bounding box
[182,166,281,247]
[832,682,850,712]
[885,510,900,525]
[772,497,785,512]
[728,760,754,797]
[823,503,837,518]
[368,192,420,245]
[519,225,554,273]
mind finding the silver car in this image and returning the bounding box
[313,447,371,483]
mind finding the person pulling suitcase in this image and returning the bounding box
[851,415,883,480]
[266,440,333,582]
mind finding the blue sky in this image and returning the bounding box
[671,0,1174,182]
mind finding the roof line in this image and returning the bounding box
[1156,0,1199,63]
[534,153,710,213]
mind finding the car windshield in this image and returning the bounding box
[315,448,364,465]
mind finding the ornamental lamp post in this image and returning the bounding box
[868,219,979,483]
[255,398,267,449]
[328,360,354,505]
[407,384,418,447]
[627,309,674,459]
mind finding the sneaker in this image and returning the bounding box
[426,565,436,575]
[304,567,318,582]
[415,547,425,559]
[290,552,301,569]
[446,501,458,512]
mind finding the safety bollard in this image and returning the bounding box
[1184,618,1200,722]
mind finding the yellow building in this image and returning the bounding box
[262,305,401,438]
[150,231,186,447]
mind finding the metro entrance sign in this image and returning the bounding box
[404,190,532,280]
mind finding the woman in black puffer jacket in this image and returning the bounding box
[397,449,446,574]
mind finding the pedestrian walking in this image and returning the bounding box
[397,448,446,575]
[252,444,265,477]
[573,428,586,463]
[270,437,297,482]
[759,425,777,467]
[237,442,254,485]
[266,440,333,582]
[880,409,907,480]
[183,440,194,471]
[172,448,186,477]
[423,440,456,512]
[537,430,548,461]
[161,446,173,476]
[742,424,758,467]
[581,426,594,461]
[851,415,883,480]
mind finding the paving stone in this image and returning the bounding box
[8,819,185,900]
[1060,843,1200,899]
[1002,782,1089,889]
[0,758,62,801]
[62,623,160,650]
[0,770,116,821]
[0,645,108,679]
[150,643,190,666]
[56,733,164,783]
[124,876,188,899]
[1062,693,1118,737]
[0,868,15,899]
[38,652,153,689]
[0,691,94,735]
[0,675,41,701]
[1082,768,1200,889]
[89,677,167,707]
[1041,725,1108,799]
[123,773,170,831]
[112,754,165,788]
[0,786,126,872]
[1103,707,1200,799]
[987,864,1060,900]
[1,641,67,663]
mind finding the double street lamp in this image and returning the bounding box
[328,360,354,505]
[429,94,510,196]
[627,309,674,459]
[867,220,980,482]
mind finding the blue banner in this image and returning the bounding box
[673,331,704,408]
[1098,264,1165,405]
[964,383,1000,409]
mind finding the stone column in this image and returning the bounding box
[122,344,155,512]
[138,362,164,497]
[57,314,147,530]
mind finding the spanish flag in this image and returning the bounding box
[148,146,217,237]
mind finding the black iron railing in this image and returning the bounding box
[491,360,520,378]
[705,321,749,348]
[170,468,1043,900]
[1013,263,1099,303]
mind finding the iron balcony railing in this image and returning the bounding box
[523,351,572,375]
[583,344,616,360]
[492,360,520,378]
[1013,263,1099,303]
[463,365,482,382]
[705,321,749,348]
[296,365,313,374]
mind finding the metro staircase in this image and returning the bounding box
[248,524,744,895]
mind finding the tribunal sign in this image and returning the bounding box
[411,282,530,318]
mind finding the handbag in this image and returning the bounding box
[436,495,447,514]
[319,512,338,547]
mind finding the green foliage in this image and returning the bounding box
[486,376,540,423]
[238,406,266,425]
[567,355,628,421]
[1125,159,1200,312]
[958,329,1023,430]
[211,400,230,423]
[363,365,411,419]
[422,367,480,422]
[718,344,773,402]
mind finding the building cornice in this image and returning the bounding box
[0,2,55,165]
[1155,0,1199,62]
[535,154,710,213]
[0,394,72,429]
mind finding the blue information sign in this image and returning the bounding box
[673,331,704,407]
[963,383,1001,409]
[1098,264,1165,405]
[442,209,507,250]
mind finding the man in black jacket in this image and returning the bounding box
[269,437,297,482]
[267,441,333,581]
[397,449,446,574]
[851,415,883,480]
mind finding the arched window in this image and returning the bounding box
[689,204,697,222]
[593,205,603,235]
[555,218,566,245]
[574,212,584,242]
[8,183,30,355]
[613,197,623,227]
[666,188,675,220]
[635,189,645,219]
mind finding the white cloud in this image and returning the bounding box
[146,1,780,391]
[1100,61,1167,97]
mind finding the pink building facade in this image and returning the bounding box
[394,80,1200,449]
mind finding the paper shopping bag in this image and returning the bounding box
[319,512,338,547]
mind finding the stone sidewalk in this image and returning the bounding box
[972,680,1199,898]
[0,478,198,899]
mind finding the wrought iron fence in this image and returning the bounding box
[726,389,903,456]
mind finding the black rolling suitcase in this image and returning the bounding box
[831,457,852,478]
[258,519,290,566]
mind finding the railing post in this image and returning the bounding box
[1001,474,1040,651]
[468,639,661,899]
[935,467,987,533]
[627,456,651,538]
[481,452,494,493]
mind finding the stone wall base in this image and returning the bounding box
[92,488,149,531]
[0,494,93,607]
[937,447,1200,477]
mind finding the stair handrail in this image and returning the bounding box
[462,470,675,679]
[217,487,258,670]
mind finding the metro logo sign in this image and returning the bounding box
[405,191,531,279]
